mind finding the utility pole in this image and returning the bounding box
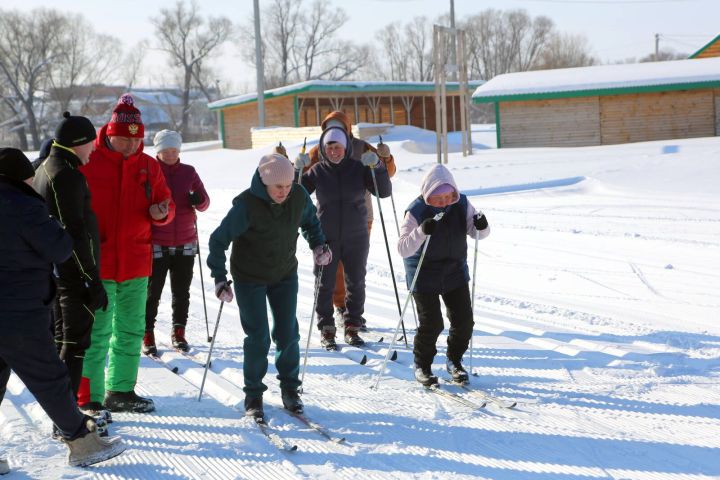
[655,33,660,60]
[449,0,457,81]
[254,0,265,127]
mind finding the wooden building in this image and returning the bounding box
[472,57,720,148]
[208,80,482,149]
[690,34,720,59]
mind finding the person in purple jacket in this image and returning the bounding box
[143,130,210,354]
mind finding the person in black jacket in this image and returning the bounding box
[298,127,392,349]
[0,148,125,468]
[33,112,108,412]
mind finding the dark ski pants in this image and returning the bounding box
[0,310,88,440]
[55,279,95,400]
[234,272,301,398]
[412,283,474,368]
[315,238,369,330]
[146,253,195,331]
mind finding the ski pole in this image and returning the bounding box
[299,245,327,394]
[381,135,420,333]
[195,218,211,342]
[371,212,444,390]
[198,280,232,401]
[296,137,307,185]
[369,164,407,347]
[469,233,479,376]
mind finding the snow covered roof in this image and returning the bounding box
[209,80,485,110]
[472,57,720,103]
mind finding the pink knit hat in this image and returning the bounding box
[430,183,455,196]
[258,153,295,185]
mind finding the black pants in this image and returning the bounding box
[0,311,87,440]
[54,279,94,399]
[314,238,369,330]
[412,283,474,368]
[146,253,195,331]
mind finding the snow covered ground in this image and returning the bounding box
[2,125,719,479]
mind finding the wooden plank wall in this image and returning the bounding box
[221,96,295,149]
[715,89,720,136]
[600,90,715,145]
[695,40,720,59]
[499,97,601,147]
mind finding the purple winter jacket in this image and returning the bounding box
[151,159,210,247]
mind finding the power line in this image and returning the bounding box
[518,0,696,4]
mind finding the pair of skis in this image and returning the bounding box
[252,408,347,452]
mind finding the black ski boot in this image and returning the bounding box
[281,389,304,414]
[446,359,469,384]
[344,327,365,347]
[142,331,157,356]
[414,365,439,387]
[171,326,190,352]
[244,396,264,420]
[104,390,156,413]
[320,326,338,351]
[78,402,113,424]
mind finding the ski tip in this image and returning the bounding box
[360,355,368,365]
[377,336,384,343]
[171,366,179,374]
[390,350,398,361]
[289,444,299,451]
[333,437,347,444]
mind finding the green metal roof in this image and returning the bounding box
[209,80,484,111]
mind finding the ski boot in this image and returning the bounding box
[281,389,304,414]
[446,359,469,384]
[344,326,365,347]
[171,326,190,352]
[104,390,155,413]
[320,326,338,351]
[142,330,157,356]
[244,396,264,421]
[414,365,439,387]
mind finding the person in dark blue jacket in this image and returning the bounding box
[297,127,392,349]
[207,153,329,420]
[0,148,125,468]
[397,164,490,387]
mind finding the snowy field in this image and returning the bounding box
[2,125,719,479]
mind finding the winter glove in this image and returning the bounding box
[313,245,332,266]
[376,143,391,158]
[360,151,380,168]
[473,213,488,230]
[149,198,170,220]
[188,191,203,206]
[420,218,437,235]
[215,279,233,303]
[294,153,310,170]
[86,278,108,312]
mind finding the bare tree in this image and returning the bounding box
[0,9,66,149]
[463,9,556,80]
[152,0,233,136]
[535,33,596,70]
[639,49,688,62]
[405,16,433,81]
[240,0,366,87]
[124,40,149,91]
[378,22,410,81]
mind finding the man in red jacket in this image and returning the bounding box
[78,94,175,414]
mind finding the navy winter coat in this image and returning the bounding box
[0,176,72,327]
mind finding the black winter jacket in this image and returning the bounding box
[0,175,72,321]
[33,145,101,287]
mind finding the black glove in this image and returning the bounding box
[420,218,437,235]
[473,214,488,230]
[189,191,203,206]
[86,278,108,312]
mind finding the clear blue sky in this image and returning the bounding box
[2,0,717,94]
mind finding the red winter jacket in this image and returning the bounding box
[81,124,175,282]
[152,160,210,246]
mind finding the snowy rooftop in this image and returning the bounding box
[209,79,485,110]
[472,56,720,102]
